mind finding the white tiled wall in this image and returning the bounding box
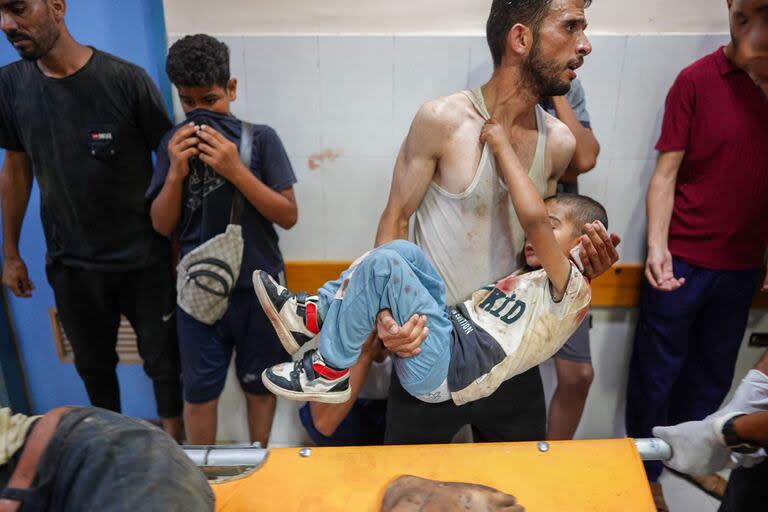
[168,33,734,264]
[166,34,767,450]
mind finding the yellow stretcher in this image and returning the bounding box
[186,438,668,511]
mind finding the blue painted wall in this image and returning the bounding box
[0,0,171,417]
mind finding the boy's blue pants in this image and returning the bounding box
[316,240,453,396]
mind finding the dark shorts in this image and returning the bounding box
[3,408,213,511]
[177,287,288,403]
[554,315,591,364]
[299,399,387,447]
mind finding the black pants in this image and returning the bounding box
[47,262,182,418]
[385,366,546,444]
[719,459,768,512]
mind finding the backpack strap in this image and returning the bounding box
[230,122,254,226]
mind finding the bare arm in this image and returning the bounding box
[374,102,448,356]
[375,104,443,246]
[550,96,600,181]
[150,124,199,236]
[0,150,34,297]
[310,335,383,437]
[645,151,685,291]
[482,119,574,297]
[733,411,768,446]
[196,126,298,229]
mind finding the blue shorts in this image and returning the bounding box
[177,287,288,403]
[299,399,387,447]
[554,315,591,363]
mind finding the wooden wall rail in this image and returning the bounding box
[285,262,768,309]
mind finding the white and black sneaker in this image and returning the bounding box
[262,349,351,404]
[253,270,321,355]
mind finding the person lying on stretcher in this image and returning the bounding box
[256,119,607,406]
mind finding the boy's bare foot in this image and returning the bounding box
[381,475,524,512]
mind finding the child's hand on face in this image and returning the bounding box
[196,124,244,182]
[480,118,512,155]
[167,122,200,180]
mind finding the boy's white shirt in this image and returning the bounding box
[450,262,592,405]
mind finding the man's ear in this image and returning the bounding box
[49,0,67,23]
[504,23,534,62]
[227,78,238,102]
[727,0,733,10]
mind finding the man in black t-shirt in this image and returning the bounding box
[0,0,182,438]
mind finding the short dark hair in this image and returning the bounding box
[166,34,230,89]
[486,0,592,68]
[545,193,608,236]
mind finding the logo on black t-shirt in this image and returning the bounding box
[186,157,226,211]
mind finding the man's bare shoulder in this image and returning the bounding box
[542,110,576,177]
[543,110,576,148]
[413,92,479,131]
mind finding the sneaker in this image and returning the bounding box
[262,349,351,404]
[253,270,321,355]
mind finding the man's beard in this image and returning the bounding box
[6,19,60,61]
[521,39,572,98]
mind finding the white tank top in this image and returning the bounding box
[414,89,549,305]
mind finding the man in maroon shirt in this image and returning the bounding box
[626,0,768,507]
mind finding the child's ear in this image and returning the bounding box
[227,78,238,101]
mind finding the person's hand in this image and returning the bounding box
[578,221,620,279]
[359,333,388,362]
[196,125,244,182]
[376,309,428,358]
[167,123,200,180]
[652,418,733,475]
[480,118,514,156]
[2,256,34,298]
[645,244,685,291]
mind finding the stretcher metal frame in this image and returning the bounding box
[182,438,671,468]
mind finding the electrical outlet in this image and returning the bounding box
[749,333,768,348]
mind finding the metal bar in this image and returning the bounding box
[634,438,672,461]
[182,446,268,467]
[183,439,672,468]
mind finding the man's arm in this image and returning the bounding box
[373,102,448,357]
[653,350,768,474]
[645,151,685,291]
[375,103,444,246]
[0,151,34,298]
[732,411,768,446]
[550,95,600,181]
[310,335,383,437]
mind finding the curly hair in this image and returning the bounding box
[166,34,230,89]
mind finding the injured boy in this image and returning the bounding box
[256,119,607,406]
